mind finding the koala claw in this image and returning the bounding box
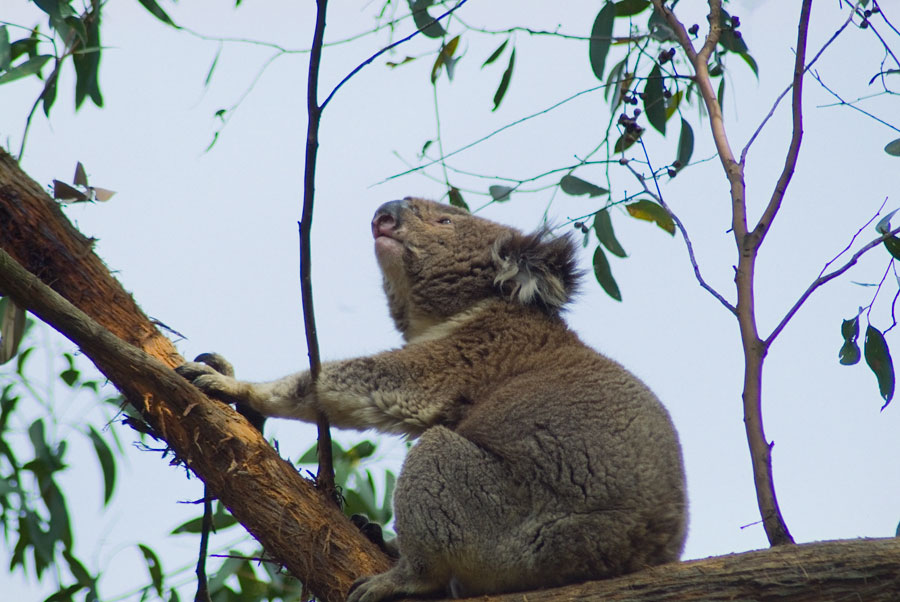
[346,574,398,602]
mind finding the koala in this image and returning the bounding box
[177,197,687,602]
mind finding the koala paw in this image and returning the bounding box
[346,573,401,602]
[350,515,400,559]
[176,353,244,404]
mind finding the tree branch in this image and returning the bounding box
[766,224,900,346]
[0,149,392,602]
[301,0,338,506]
[751,1,813,249]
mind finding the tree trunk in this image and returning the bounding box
[2,148,899,601]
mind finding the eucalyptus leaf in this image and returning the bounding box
[884,236,900,260]
[482,40,508,68]
[885,138,900,157]
[588,3,616,80]
[408,0,446,39]
[592,246,622,301]
[137,0,175,26]
[614,0,650,17]
[0,26,10,71]
[0,54,52,85]
[448,187,469,210]
[644,63,666,134]
[492,48,515,110]
[559,175,608,198]
[489,185,513,202]
[674,118,694,172]
[626,199,675,235]
[839,340,861,365]
[876,209,899,234]
[864,325,894,407]
[138,544,164,596]
[88,426,115,505]
[593,210,627,257]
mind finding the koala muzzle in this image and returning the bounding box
[372,199,407,239]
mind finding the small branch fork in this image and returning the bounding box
[651,0,821,547]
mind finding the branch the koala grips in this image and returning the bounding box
[184,198,686,601]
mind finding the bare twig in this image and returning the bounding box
[766,225,900,346]
[320,0,470,111]
[811,69,900,133]
[632,142,736,315]
[379,84,607,185]
[300,0,337,503]
[740,8,856,165]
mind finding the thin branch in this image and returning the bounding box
[750,0,813,248]
[378,84,607,185]
[810,69,900,133]
[765,224,900,346]
[633,141,736,315]
[300,0,337,503]
[194,488,213,602]
[842,0,900,69]
[320,0,470,111]
[740,7,857,165]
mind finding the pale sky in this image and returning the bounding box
[2,1,899,600]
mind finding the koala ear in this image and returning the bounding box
[491,229,580,310]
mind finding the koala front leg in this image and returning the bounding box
[177,354,316,420]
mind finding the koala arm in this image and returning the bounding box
[177,344,464,436]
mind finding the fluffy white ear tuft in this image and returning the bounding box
[491,230,580,311]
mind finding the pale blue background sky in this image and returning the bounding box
[2,1,899,599]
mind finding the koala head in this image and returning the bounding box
[371,197,579,339]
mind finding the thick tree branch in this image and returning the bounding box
[0,149,392,602]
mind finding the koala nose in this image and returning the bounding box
[372,199,407,238]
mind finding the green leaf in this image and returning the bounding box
[489,185,513,202]
[408,0,446,39]
[492,48,515,111]
[448,187,469,210]
[481,40,508,68]
[884,236,900,260]
[864,325,894,407]
[644,63,667,134]
[839,315,861,366]
[839,340,861,365]
[588,3,616,80]
[72,16,102,108]
[138,544,164,596]
[739,52,759,78]
[137,0,175,26]
[885,138,900,157]
[593,210,626,258]
[674,118,694,171]
[626,199,675,235]
[40,70,58,117]
[559,175,609,198]
[88,426,116,505]
[614,0,650,17]
[0,26,10,71]
[717,77,725,109]
[592,246,621,301]
[0,54,52,85]
[718,11,748,54]
[204,46,221,87]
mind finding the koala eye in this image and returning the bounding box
[437,217,453,225]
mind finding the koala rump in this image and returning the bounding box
[178,197,687,602]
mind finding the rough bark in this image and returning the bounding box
[2,149,900,601]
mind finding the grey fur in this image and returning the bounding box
[177,197,687,602]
